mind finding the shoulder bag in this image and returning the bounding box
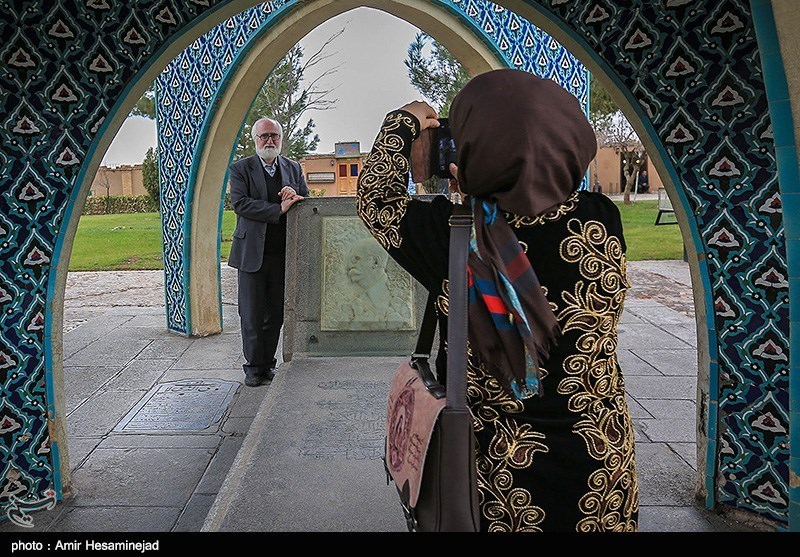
[383,203,480,532]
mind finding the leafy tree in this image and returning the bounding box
[589,74,617,123]
[237,30,343,161]
[404,33,470,193]
[142,146,159,209]
[130,83,156,119]
[405,33,470,117]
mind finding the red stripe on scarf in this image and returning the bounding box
[505,249,530,282]
[481,293,508,315]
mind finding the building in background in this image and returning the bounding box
[300,141,366,196]
[89,164,146,197]
[93,143,659,200]
[591,147,663,194]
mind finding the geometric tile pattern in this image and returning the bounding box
[0,0,228,523]
[540,0,787,527]
[156,2,283,335]
[0,0,790,530]
[156,0,589,334]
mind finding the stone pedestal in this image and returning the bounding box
[283,197,430,360]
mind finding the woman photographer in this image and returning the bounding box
[357,69,637,532]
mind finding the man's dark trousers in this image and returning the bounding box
[238,251,285,376]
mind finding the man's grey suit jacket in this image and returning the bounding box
[227,153,309,273]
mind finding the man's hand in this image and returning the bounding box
[278,186,297,201]
[280,191,303,214]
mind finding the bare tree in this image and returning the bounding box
[593,111,646,205]
[590,76,647,203]
[97,167,113,214]
[238,29,344,160]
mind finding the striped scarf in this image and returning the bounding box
[465,198,561,399]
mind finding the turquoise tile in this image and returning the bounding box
[790,501,800,532]
[762,52,790,102]
[776,146,800,186]
[788,243,800,280]
[771,101,797,148]
[792,318,800,348]
[791,278,800,301]
[784,196,800,237]
[751,0,780,55]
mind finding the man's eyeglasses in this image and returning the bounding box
[256,132,281,142]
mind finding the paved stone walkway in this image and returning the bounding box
[0,260,757,533]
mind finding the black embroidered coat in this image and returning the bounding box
[357,111,638,532]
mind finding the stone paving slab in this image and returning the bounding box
[625,375,698,401]
[635,443,699,507]
[50,506,183,533]
[0,259,762,534]
[631,348,699,376]
[112,359,174,391]
[204,356,408,533]
[66,390,147,437]
[64,365,122,412]
[69,447,214,507]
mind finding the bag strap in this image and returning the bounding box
[447,202,472,410]
[413,294,438,357]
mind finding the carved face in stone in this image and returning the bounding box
[346,239,388,291]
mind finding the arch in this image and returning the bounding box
[185,0,506,336]
[40,0,270,501]
[0,0,796,531]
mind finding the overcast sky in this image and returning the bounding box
[101,8,423,166]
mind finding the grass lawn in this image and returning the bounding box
[616,199,684,260]
[68,199,683,271]
[69,211,237,271]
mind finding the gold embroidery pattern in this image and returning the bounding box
[356,112,417,250]
[504,190,580,228]
[557,218,638,532]
[442,278,551,531]
[468,352,547,532]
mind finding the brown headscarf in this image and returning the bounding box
[449,69,597,216]
[448,69,597,397]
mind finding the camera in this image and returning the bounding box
[410,118,458,183]
[434,118,457,179]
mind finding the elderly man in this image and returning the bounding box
[228,117,308,387]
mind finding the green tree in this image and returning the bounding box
[142,146,159,208]
[405,33,470,117]
[404,33,470,193]
[130,83,156,119]
[589,74,617,124]
[237,30,343,161]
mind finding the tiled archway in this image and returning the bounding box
[0,0,797,531]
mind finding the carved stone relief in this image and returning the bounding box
[321,217,414,331]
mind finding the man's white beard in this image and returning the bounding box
[256,146,279,162]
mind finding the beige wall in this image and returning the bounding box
[90,165,146,197]
[590,147,664,194]
[300,152,367,196]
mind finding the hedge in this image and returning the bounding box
[83,190,323,215]
[82,195,159,215]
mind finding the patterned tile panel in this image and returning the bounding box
[0,0,790,530]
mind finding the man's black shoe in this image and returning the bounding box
[265,367,277,381]
[244,371,268,387]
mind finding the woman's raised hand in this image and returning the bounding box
[399,100,440,131]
